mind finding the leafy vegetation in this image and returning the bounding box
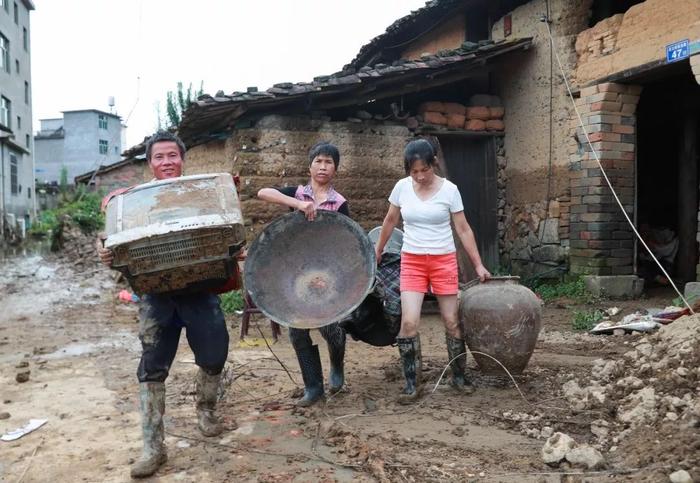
[219,290,244,315]
[528,277,596,304]
[29,187,104,240]
[571,309,605,331]
[158,81,204,128]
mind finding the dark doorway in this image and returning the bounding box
[636,70,700,285]
[437,135,498,281]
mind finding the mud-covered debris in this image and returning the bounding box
[542,432,576,465]
[565,444,605,469]
[0,412,10,420]
[669,470,693,483]
[15,370,30,383]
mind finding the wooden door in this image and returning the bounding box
[437,135,498,282]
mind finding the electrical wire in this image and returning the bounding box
[541,19,694,313]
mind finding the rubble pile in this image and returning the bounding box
[561,313,700,476]
[52,217,100,272]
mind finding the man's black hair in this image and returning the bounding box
[308,141,340,169]
[145,130,186,161]
[403,138,436,174]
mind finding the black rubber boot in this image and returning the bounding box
[396,335,422,404]
[446,334,475,394]
[295,345,324,407]
[327,331,345,394]
[131,382,167,478]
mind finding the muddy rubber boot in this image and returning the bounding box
[295,345,324,407]
[446,335,475,394]
[327,334,345,394]
[131,382,167,479]
[196,369,225,437]
[396,335,422,404]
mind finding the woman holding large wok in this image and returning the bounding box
[257,141,348,407]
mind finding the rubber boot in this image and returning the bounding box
[327,332,345,394]
[130,382,167,479]
[446,334,475,394]
[396,335,422,404]
[295,345,324,407]
[196,369,226,437]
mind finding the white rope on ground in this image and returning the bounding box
[542,19,694,313]
[431,350,570,412]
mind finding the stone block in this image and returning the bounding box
[538,218,560,244]
[532,244,567,263]
[583,275,644,299]
[684,282,700,300]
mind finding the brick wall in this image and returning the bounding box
[575,0,700,85]
[185,115,410,240]
[568,82,641,275]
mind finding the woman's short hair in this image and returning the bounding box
[308,142,340,169]
[404,139,436,174]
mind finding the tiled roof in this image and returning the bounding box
[347,0,465,68]
[178,37,532,146]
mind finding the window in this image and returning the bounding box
[27,187,31,199]
[24,81,28,103]
[10,154,17,195]
[1,0,7,13]
[25,133,29,147]
[22,27,26,51]
[99,139,108,155]
[16,115,20,129]
[15,59,18,73]
[13,2,17,24]
[114,146,118,154]
[0,34,9,73]
[98,114,108,129]
[0,96,10,128]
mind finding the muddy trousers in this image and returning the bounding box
[289,323,346,399]
[137,292,229,383]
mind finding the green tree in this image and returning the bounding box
[162,81,204,128]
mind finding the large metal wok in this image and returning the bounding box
[243,211,376,329]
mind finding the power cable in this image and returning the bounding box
[540,18,694,313]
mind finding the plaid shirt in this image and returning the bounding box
[294,184,347,212]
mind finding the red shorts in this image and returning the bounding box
[400,252,458,295]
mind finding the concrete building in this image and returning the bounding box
[0,0,35,241]
[175,0,698,292]
[34,109,124,185]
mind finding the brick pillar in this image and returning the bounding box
[569,82,641,276]
[691,39,700,85]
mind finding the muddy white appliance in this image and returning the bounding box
[104,173,246,295]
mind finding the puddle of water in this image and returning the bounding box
[43,332,140,360]
[0,239,51,262]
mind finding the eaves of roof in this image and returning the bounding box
[178,37,533,147]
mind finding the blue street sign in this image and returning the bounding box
[666,39,689,63]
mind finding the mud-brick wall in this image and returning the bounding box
[575,0,700,85]
[94,161,149,192]
[185,115,410,239]
[490,0,591,278]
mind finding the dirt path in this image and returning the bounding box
[0,254,676,482]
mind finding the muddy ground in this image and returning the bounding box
[0,251,691,482]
